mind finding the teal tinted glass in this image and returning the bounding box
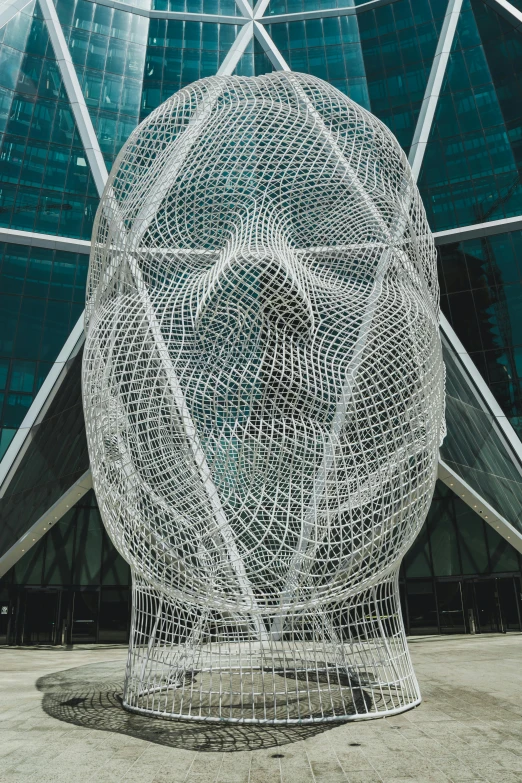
[419,0,522,230]
[56,0,148,167]
[234,36,274,76]
[267,12,370,109]
[0,3,98,238]
[141,21,238,119]
[7,490,131,588]
[267,0,447,135]
[438,231,522,438]
[151,0,241,13]
[0,347,89,561]
[0,242,86,439]
[267,0,358,14]
[358,0,447,151]
[441,339,522,535]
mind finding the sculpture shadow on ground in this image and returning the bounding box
[36,659,333,752]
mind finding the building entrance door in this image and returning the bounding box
[473,580,501,633]
[496,577,522,632]
[436,581,465,633]
[71,591,99,643]
[21,589,60,645]
[461,578,521,634]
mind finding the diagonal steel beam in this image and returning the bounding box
[438,460,522,554]
[253,20,290,70]
[234,0,253,19]
[483,0,522,31]
[0,0,33,30]
[408,0,463,181]
[217,22,254,74]
[253,0,270,19]
[257,0,400,24]
[38,0,108,197]
[433,214,522,245]
[0,470,93,578]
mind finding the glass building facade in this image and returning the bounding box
[1,0,522,643]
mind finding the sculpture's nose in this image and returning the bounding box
[255,252,314,333]
[194,221,315,336]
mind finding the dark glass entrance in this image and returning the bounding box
[405,581,438,634]
[71,591,99,643]
[497,577,522,632]
[473,581,501,633]
[404,577,522,635]
[20,589,61,645]
[436,582,466,634]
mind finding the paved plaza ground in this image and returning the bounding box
[1,634,521,783]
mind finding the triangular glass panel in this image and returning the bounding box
[141,20,238,120]
[0,346,89,561]
[0,0,98,238]
[440,337,522,535]
[418,0,522,232]
[53,0,148,167]
[53,0,243,160]
[265,12,371,112]
[264,0,449,151]
[357,0,448,151]
[438,230,522,442]
[0,240,87,467]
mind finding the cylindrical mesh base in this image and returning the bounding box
[123,572,420,724]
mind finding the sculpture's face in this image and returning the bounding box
[83,73,445,612]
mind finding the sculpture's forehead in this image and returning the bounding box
[161,100,377,207]
[116,80,422,268]
[171,95,358,152]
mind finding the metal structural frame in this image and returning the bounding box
[1,0,522,565]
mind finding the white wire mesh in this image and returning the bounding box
[82,72,445,724]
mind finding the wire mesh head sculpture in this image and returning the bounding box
[83,72,445,724]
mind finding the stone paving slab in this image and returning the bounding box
[0,634,521,783]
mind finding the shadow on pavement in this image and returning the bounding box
[36,660,331,752]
